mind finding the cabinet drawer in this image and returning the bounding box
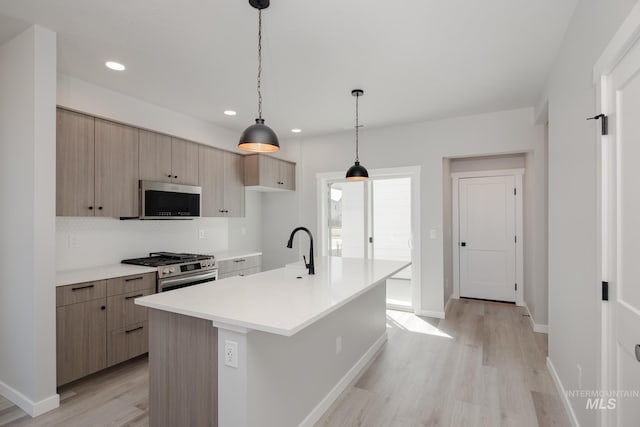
[237,266,259,277]
[107,321,149,367]
[56,280,107,307]
[218,255,261,274]
[107,288,154,331]
[107,272,156,296]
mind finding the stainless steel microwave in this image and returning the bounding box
[139,181,201,219]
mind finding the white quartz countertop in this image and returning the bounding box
[136,256,410,336]
[210,251,262,262]
[56,264,158,287]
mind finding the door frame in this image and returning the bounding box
[594,4,640,426]
[451,169,524,306]
[316,166,422,313]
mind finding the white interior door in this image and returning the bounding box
[459,176,516,302]
[603,32,640,426]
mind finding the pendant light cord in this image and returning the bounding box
[257,9,263,119]
[355,92,360,162]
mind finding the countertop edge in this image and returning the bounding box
[137,260,410,336]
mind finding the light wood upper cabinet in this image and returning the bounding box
[94,119,139,218]
[244,154,296,191]
[198,146,245,217]
[56,109,95,216]
[224,151,245,216]
[139,133,198,185]
[171,138,199,185]
[139,130,172,182]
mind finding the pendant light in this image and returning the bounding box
[345,89,369,181]
[238,0,280,153]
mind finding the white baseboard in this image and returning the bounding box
[546,357,580,427]
[298,332,387,427]
[0,380,59,417]
[416,309,445,319]
[525,304,549,334]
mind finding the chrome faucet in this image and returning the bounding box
[286,227,315,275]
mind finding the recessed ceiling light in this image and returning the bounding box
[105,61,125,71]
[224,110,237,116]
[291,129,302,133]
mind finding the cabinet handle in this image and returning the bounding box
[174,175,178,179]
[125,276,143,282]
[125,294,144,300]
[167,174,172,178]
[100,305,106,310]
[88,206,94,210]
[225,209,229,213]
[125,326,144,334]
[72,284,94,291]
[98,206,103,210]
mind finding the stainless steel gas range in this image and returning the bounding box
[121,252,217,293]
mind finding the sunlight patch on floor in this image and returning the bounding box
[386,310,453,339]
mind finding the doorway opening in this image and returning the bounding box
[319,167,421,312]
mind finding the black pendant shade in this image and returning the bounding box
[238,118,280,153]
[239,0,280,153]
[346,161,369,181]
[345,89,368,181]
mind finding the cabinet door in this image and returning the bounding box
[198,146,225,217]
[94,119,139,217]
[259,155,280,188]
[56,298,107,386]
[279,160,296,191]
[171,138,199,185]
[139,130,172,183]
[224,151,245,217]
[56,109,95,216]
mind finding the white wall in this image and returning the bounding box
[270,108,543,315]
[543,0,637,425]
[55,75,262,270]
[442,159,453,306]
[0,26,58,415]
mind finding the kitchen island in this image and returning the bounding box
[136,256,410,427]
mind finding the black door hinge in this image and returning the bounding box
[587,114,608,136]
[515,283,518,291]
[515,235,517,243]
[514,188,516,196]
[602,281,609,301]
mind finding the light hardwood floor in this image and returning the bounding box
[0,299,570,427]
[316,299,570,427]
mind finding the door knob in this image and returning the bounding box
[460,242,466,247]
[636,344,640,362]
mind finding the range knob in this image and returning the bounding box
[163,268,170,275]
[169,267,176,273]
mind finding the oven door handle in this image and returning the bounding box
[159,270,218,287]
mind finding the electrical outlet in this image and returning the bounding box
[198,229,206,240]
[336,336,342,355]
[225,340,238,368]
[241,227,247,236]
[68,234,80,248]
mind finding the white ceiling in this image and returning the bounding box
[0,0,577,137]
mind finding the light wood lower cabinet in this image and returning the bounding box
[218,255,262,280]
[56,298,107,386]
[56,272,156,386]
[108,321,149,367]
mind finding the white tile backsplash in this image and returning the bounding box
[56,217,229,270]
